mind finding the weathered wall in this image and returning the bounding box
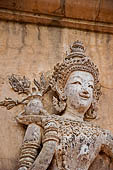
[0,0,113,23]
[0,20,113,169]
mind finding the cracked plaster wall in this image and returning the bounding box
[0,21,113,169]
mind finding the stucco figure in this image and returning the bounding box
[1,41,113,170]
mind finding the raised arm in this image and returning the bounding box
[30,140,57,170]
[29,119,59,170]
[17,97,59,170]
[18,123,42,170]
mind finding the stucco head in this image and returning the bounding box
[50,41,101,119]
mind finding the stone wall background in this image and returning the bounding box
[0,20,113,169]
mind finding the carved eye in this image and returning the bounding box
[88,84,94,89]
[72,81,82,85]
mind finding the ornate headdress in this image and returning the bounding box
[50,41,101,119]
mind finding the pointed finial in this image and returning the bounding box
[66,40,86,59]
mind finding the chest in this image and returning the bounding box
[57,120,101,158]
[49,118,102,170]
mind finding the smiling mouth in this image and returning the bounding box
[79,94,90,99]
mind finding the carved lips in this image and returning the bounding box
[79,92,90,100]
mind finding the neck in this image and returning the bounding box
[63,106,84,121]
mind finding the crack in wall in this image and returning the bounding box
[36,25,41,41]
[95,0,102,21]
[18,24,27,54]
[101,84,113,90]
[52,0,65,16]
[60,0,65,15]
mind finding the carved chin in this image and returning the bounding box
[71,100,91,113]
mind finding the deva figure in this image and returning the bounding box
[12,41,113,170]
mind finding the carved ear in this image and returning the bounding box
[55,81,67,100]
[52,96,67,114]
[50,79,67,113]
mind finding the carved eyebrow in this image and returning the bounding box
[72,76,82,80]
[87,81,94,88]
[70,76,82,83]
[68,77,82,85]
[87,80,94,84]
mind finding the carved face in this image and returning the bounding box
[64,71,94,114]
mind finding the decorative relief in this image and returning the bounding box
[0,41,113,170]
[0,73,50,109]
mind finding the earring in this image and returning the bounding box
[84,101,97,120]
